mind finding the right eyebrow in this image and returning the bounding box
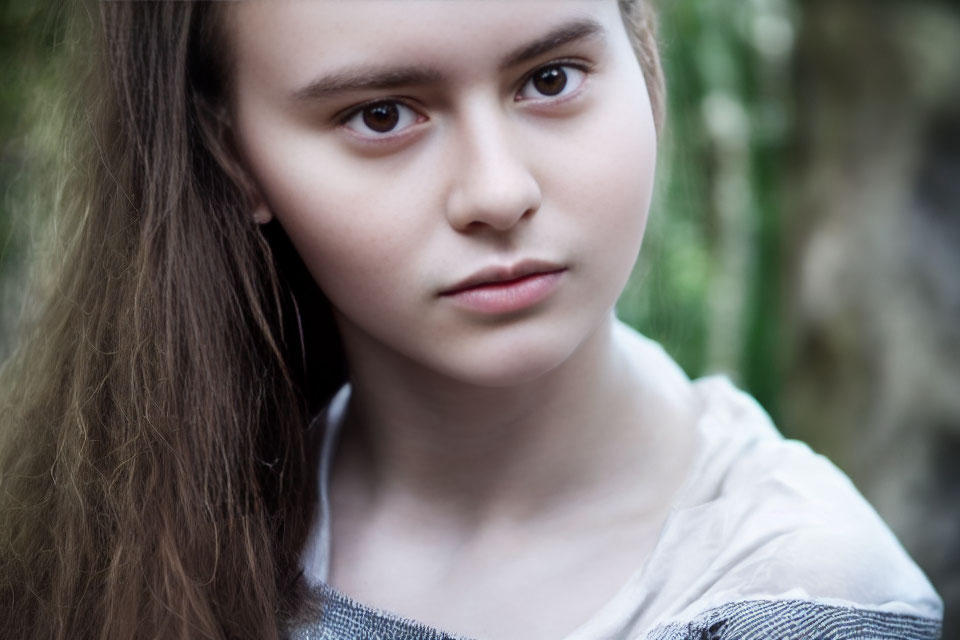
[291,66,445,103]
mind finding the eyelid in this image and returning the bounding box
[336,98,428,141]
[515,58,594,103]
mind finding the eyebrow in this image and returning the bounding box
[290,16,606,103]
[499,16,605,70]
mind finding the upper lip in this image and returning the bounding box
[440,259,566,295]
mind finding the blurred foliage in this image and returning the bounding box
[0,0,67,353]
[619,0,796,425]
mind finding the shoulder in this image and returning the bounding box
[643,374,943,636]
[608,323,942,637]
[645,598,942,640]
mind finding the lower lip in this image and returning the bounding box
[442,270,565,315]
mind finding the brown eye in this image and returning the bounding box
[532,66,567,96]
[362,103,400,132]
[343,101,422,138]
[517,64,586,102]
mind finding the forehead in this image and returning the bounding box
[223,1,626,91]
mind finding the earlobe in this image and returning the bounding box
[252,200,273,225]
[192,97,273,225]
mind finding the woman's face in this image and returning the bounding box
[227,0,657,387]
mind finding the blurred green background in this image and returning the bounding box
[1,0,958,633]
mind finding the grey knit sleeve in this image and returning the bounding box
[646,599,942,640]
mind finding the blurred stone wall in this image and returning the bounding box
[782,0,960,630]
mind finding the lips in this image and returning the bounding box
[439,259,567,315]
[440,259,566,296]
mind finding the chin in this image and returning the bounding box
[433,326,586,389]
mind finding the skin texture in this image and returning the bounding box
[227,2,698,638]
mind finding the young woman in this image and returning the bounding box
[0,2,942,639]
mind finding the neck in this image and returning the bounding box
[332,315,697,530]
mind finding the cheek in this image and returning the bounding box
[540,73,657,280]
[587,72,658,220]
[274,199,424,314]
[237,120,434,301]
[585,101,656,300]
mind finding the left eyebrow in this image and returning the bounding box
[498,16,607,70]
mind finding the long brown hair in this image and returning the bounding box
[0,2,663,638]
[0,3,342,638]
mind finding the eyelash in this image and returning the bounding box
[337,59,593,141]
[515,59,591,104]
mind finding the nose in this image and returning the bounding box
[444,111,542,233]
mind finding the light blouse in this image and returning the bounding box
[292,327,942,639]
